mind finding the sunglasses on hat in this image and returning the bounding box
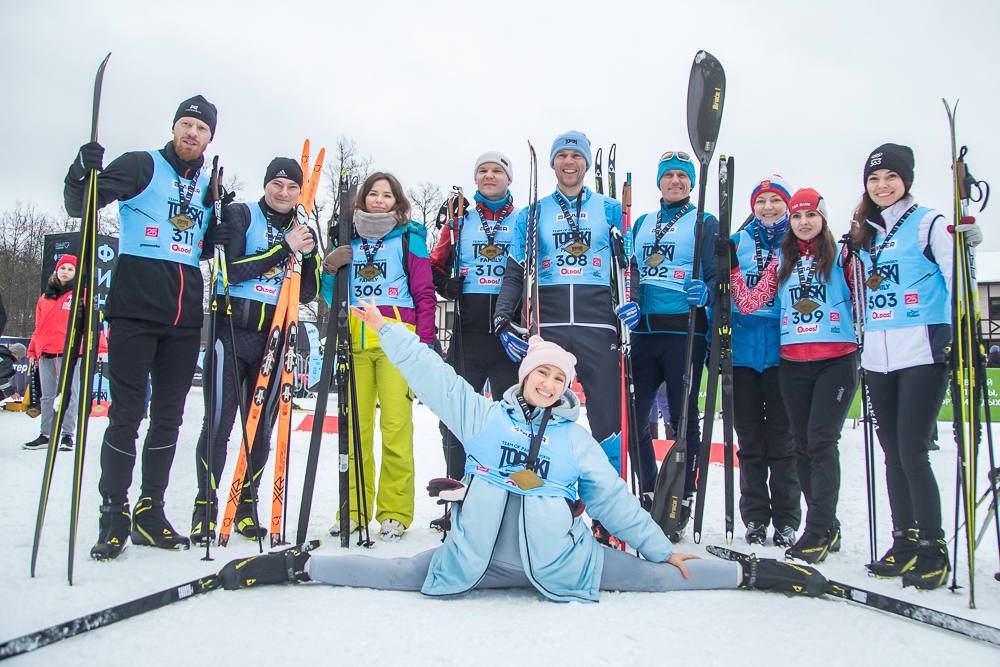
[660,151,691,162]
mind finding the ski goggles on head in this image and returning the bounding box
[659,151,691,162]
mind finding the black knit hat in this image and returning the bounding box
[173,94,218,136]
[263,157,303,187]
[864,143,914,190]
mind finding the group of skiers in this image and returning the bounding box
[25,92,988,599]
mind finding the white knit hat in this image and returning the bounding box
[518,335,577,386]
[473,151,514,183]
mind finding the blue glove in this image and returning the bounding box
[685,279,709,307]
[493,314,529,362]
[616,302,640,330]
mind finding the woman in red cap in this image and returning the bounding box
[24,254,81,452]
[728,188,860,564]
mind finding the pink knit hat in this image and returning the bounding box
[518,335,577,386]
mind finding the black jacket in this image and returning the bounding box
[63,142,221,328]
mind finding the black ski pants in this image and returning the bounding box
[632,332,706,495]
[100,317,200,503]
[733,365,801,530]
[866,363,947,539]
[539,325,622,468]
[439,330,519,479]
[195,322,280,502]
[779,352,858,536]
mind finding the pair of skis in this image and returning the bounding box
[217,140,324,547]
[651,50,727,540]
[295,169,371,547]
[691,155,736,544]
[594,143,617,198]
[30,53,111,584]
[942,99,999,609]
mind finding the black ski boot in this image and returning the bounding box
[219,543,313,590]
[828,521,842,552]
[739,555,827,597]
[190,495,218,547]
[667,497,692,544]
[902,537,950,590]
[90,501,132,561]
[235,496,268,541]
[785,529,832,564]
[772,525,796,548]
[866,528,918,578]
[745,521,767,545]
[131,496,190,550]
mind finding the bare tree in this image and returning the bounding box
[0,204,60,336]
[406,181,444,248]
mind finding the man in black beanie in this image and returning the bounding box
[63,94,227,560]
[189,156,319,545]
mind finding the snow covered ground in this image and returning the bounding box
[1,389,998,665]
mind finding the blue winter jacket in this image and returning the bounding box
[376,322,674,602]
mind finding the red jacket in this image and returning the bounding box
[27,290,108,358]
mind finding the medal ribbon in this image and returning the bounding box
[650,203,693,254]
[867,204,917,277]
[475,194,514,248]
[554,192,585,245]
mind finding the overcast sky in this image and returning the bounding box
[4,0,999,248]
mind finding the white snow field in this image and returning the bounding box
[1,389,998,665]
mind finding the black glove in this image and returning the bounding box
[443,275,464,300]
[204,183,236,208]
[76,141,104,177]
[426,477,467,503]
[205,219,232,247]
[435,194,472,230]
[839,231,861,253]
[716,237,738,269]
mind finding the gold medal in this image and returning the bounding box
[645,252,665,268]
[263,266,282,279]
[510,468,544,490]
[865,274,883,290]
[793,298,820,315]
[563,241,590,257]
[358,264,382,281]
[479,244,503,260]
[169,213,194,231]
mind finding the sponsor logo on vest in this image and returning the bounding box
[790,284,827,302]
[553,230,592,246]
[904,292,919,305]
[643,245,676,262]
[560,267,583,276]
[796,324,819,334]
[145,226,158,238]
[254,284,278,295]
[167,201,205,225]
[388,287,399,297]
[171,243,193,256]
[479,277,501,286]
[782,315,788,326]
[830,311,840,322]
[875,263,899,285]
[881,240,898,251]
[498,444,550,479]
[541,259,551,270]
[673,269,686,280]
[871,309,893,320]
[593,257,601,267]
[907,309,921,318]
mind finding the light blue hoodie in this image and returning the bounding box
[376,322,673,602]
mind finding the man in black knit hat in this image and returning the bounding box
[190,157,319,545]
[63,94,226,560]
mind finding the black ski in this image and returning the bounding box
[295,172,357,545]
[692,155,735,544]
[607,143,617,200]
[524,141,541,336]
[31,52,110,583]
[594,147,604,195]
[0,541,321,660]
[651,50,726,541]
[708,545,1000,647]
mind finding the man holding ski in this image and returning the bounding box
[429,152,522,530]
[63,95,226,560]
[492,131,634,544]
[190,157,319,545]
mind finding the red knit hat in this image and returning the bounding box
[56,254,78,269]
[749,174,792,211]
[788,188,828,223]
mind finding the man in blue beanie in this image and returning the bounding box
[493,130,636,546]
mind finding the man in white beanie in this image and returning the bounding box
[427,151,523,531]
